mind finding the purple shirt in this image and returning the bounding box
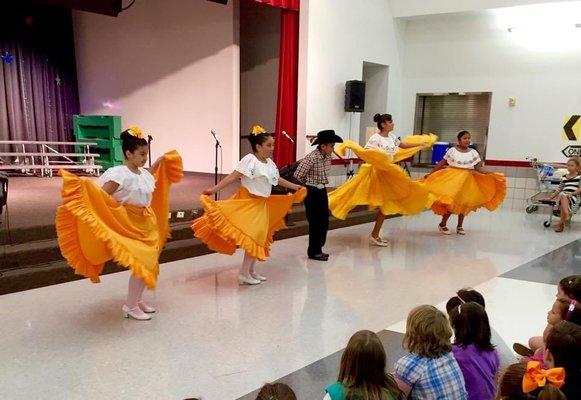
[452,344,499,400]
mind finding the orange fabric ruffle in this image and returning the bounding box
[192,187,306,261]
[55,151,183,289]
[422,168,506,216]
[329,141,435,220]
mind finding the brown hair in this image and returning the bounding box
[248,132,274,152]
[255,383,296,400]
[373,113,392,130]
[450,302,494,352]
[403,305,452,358]
[498,363,566,400]
[567,157,581,168]
[546,321,581,384]
[554,298,581,324]
[559,275,581,301]
[338,330,405,400]
[445,288,486,313]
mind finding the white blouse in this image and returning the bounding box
[98,165,155,207]
[365,133,401,155]
[444,147,481,169]
[236,153,279,197]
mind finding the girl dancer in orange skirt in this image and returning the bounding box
[423,130,506,235]
[329,113,436,246]
[56,127,183,320]
[192,126,305,285]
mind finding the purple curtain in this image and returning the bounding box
[0,5,79,147]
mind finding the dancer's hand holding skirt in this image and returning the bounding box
[328,139,436,220]
[55,151,183,289]
[422,168,506,216]
[192,187,307,261]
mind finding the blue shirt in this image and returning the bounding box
[394,352,467,400]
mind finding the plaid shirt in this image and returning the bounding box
[294,149,331,186]
[394,352,467,400]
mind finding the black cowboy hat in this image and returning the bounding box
[312,129,343,146]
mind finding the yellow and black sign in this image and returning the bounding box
[562,115,581,141]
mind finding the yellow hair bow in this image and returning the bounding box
[251,125,266,136]
[522,361,565,393]
[126,125,145,139]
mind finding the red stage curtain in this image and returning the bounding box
[253,0,300,166]
[273,10,299,167]
[254,0,299,11]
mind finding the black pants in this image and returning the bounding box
[304,186,329,257]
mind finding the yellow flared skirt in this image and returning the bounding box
[423,168,506,216]
[192,187,307,261]
[55,151,183,289]
[328,139,436,220]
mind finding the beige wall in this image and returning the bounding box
[73,0,240,173]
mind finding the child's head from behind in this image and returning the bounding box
[566,157,581,174]
[498,362,566,400]
[545,321,581,375]
[557,275,581,301]
[121,128,148,168]
[404,305,452,358]
[255,383,296,400]
[338,330,403,400]
[446,288,486,314]
[449,302,494,351]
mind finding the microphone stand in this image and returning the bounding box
[281,130,296,226]
[147,135,153,168]
[211,130,221,201]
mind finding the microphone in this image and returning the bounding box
[211,129,220,142]
[281,130,295,143]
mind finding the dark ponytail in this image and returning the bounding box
[248,132,273,152]
[373,113,392,130]
[120,130,148,158]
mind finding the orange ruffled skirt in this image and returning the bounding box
[422,168,506,216]
[55,150,183,289]
[192,187,307,261]
[328,137,436,220]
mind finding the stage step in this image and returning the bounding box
[0,208,385,295]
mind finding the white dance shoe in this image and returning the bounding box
[122,305,152,321]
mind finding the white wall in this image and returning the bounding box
[360,63,389,145]
[297,0,404,157]
[389,0,568,18]
[399,10,581,162]
[73,0,239,173]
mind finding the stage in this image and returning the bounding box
[2,171,238,233]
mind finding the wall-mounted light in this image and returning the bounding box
[508,24,581,33]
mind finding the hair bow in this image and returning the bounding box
[251,125,266,136]
[127,125,145,139]
[522,361,565,393]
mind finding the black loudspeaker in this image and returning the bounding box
[0,172,7,216]
[207,0,228,4]
[345,80,365,112]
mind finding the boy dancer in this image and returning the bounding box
[294,130,343,261]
